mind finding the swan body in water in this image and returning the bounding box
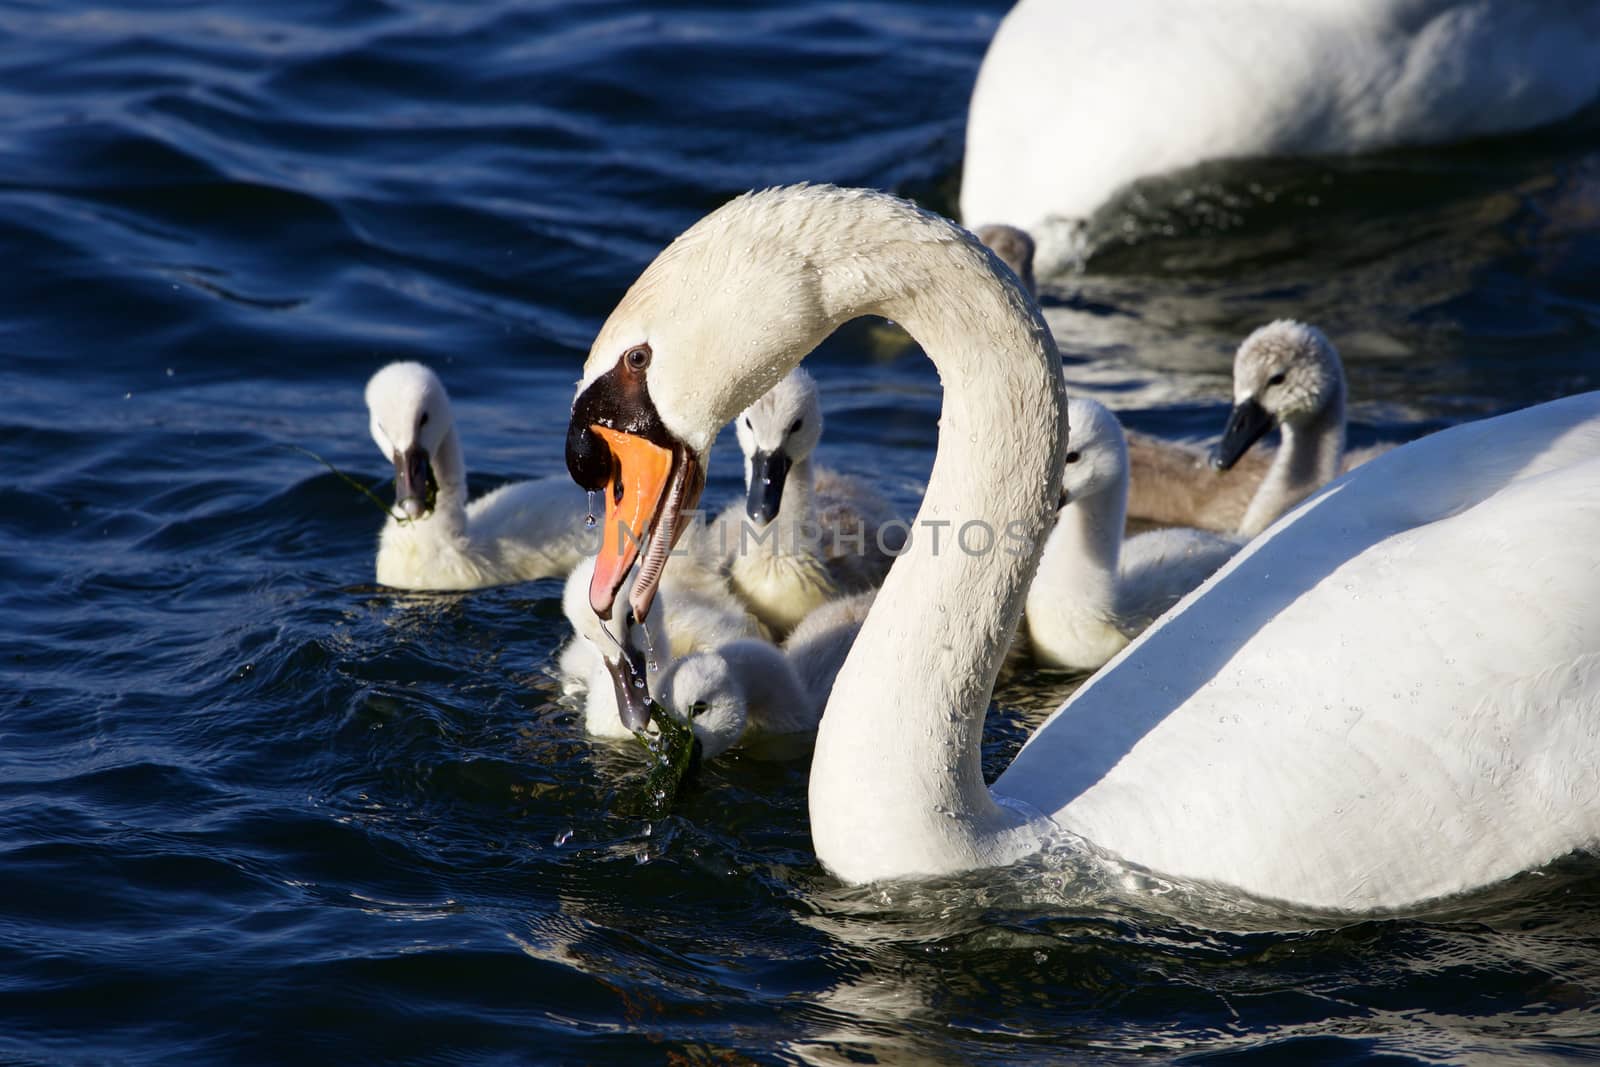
[710,367,901,637]
[1026,397,1240,672]
[566,184,1600,912]
[962,0,1600,271]
[365,362,589,590]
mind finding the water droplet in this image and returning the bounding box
[554,829,573,847]
[639,619,659,671]
[585,491,599,528]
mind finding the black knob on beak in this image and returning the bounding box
[566,421,612,491]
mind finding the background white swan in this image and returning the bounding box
[962,0,1600,271]
[365,361,590,590]
[566,184,1600,913]
[1027,397,1239,672]
[712,367,902,636]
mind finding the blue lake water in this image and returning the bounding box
[3,1,1600,1062]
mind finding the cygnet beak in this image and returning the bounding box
[1212,397,1275,471]
[745,449,793,525]
[393,445,437,519]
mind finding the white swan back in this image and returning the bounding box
[962,0,1600,269]
[1003,392,1600,910]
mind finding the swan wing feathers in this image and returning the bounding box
[784,590,875,706]
[999,392,1600,910]
[814,466,902,584]
[1115,527,1243,631]
[1124,429,1271,533]
[462,475,592,581]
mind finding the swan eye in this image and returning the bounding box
[624,344,652,371]
[1267,372,1286,387]
[419,411,429,428]
[744,417,753,429]
[1064,450,1081,464]
[788,418,803,434]
[687,700,709,718]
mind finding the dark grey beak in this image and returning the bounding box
[1212,398,1275,471]
[393,445,437,519]
[602,611,655,733]
[745,449,792,525]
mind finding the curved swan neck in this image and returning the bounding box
[782,455,816,528]
[1032,487,1122,616]
[805,210,1066,880]
[431,425,472,536]
[1240,390,1345,538]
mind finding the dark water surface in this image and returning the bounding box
[4,1,1600,1063]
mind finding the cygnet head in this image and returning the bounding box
[1058,396,1129,510]
[365,361,457,520]
[562,556,660,732]
[658,651,748,761]
[733,367,824,525]
[974,224,1036,298]
[1213,321,1344,470]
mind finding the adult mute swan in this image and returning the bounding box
[712,367,901,637]
[366,362,590,590]
[962,0,1600,271]
[1026,397,1239,672]
[566,184,1600,912]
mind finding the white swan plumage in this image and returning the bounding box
[709,367,901,637]
[567,184,1600,912]
[365,361,590,590]
[962,0,1600,270]
[1026,397,1240,672]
